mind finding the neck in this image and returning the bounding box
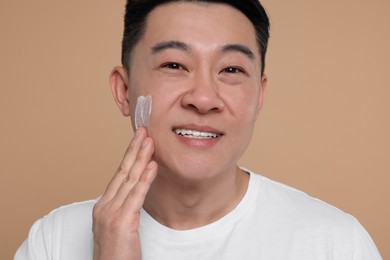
[143,166,249,230]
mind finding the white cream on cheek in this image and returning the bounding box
[134,95,152,129]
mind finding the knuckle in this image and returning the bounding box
[92,201,102,217]
[116,166,126,176]
[115,166,123,174]
[126,174,138,185]
[93,205,121,229]
[139,172,149,183]
[92,202,107,223]
[106,213,122,230]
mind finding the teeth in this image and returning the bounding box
[174,129,220,138]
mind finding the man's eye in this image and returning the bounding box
[222,67,244,74]
[162,63,184,70]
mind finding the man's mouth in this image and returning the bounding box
[173,129,222,139]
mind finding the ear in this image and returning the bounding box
[109,66,131,117]
[255,74,268,117]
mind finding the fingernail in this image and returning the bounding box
[146,161,155,170]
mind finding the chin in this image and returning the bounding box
[155,154,237,184]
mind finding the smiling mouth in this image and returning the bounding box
[173,129,222,139]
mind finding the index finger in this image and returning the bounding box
[101,127,147,201]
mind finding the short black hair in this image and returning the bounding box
[121,0,270,75]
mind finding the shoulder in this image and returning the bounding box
[245,169,359,238]
[248,170,354,225]
[15,199,97,260]
[38,199,97,232]
[41,198,97,238]
[244,170,382,259]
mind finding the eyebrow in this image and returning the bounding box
[151,41,191,54]
[151,41,254,60]
[221,44,255,60]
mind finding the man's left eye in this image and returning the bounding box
[161,62,185,70]
[222,67,244,74]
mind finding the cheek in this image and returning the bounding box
[224,88,260,123]
[147,88,181,136]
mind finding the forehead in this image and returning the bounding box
[138,2,259,56]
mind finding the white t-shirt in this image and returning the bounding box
[15,170,382,260]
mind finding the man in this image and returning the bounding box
[15,0,382,259]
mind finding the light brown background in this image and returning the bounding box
[1,1,389,259]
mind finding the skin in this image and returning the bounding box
[93,2,267,259]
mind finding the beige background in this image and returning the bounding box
[1,1,389,259]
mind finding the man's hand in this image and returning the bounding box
[92,128,157,260]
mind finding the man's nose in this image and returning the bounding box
[180,72,224,114]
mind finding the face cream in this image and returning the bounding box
[134,95,152,129]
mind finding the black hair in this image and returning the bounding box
[121,0,270,75]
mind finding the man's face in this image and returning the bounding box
[122,2,266,180]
